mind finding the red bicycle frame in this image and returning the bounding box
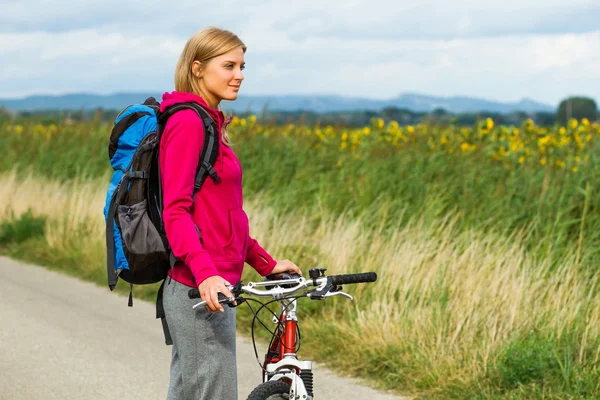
[262,311,298,369]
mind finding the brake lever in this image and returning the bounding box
[322,291,353,301]
[307,282,354,301]
[192,293,237,310]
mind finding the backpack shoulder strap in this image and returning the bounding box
[158,103,220,198]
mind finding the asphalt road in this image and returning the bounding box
[0,257,406,400]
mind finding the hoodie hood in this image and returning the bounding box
[160,91,228,169]
[160,91,225,128]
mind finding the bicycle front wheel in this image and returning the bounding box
[246,380,291,400]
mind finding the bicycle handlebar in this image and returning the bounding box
[187,272,377,301]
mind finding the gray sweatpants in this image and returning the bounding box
[163,278,237,400]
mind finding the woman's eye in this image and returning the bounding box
[240,65,245,70]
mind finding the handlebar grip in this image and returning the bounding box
[188,289,233,305]
[330,272,377,286]
[188,283,238,300]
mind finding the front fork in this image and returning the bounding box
[266,359,313,400]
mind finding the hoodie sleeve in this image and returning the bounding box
[245,237,277,276]
[159,110,218,285]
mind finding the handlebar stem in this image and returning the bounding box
[280,298,298,321]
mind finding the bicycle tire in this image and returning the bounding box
[246,380,291,400]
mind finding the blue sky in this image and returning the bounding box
[1,0,598,106]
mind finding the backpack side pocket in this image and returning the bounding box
[118,199,166,255]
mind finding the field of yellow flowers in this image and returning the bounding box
[2,114,600,399]
[4,115,599,172]
[227,115,598,173]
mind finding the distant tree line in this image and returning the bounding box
[255,97,598,127]
[256,108,559,127]
[1,96,597,128]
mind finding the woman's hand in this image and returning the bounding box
[269,259,302,276]
[198,275,235,312]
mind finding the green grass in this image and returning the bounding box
[2,116,600,399]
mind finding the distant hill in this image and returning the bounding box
[0,92,555,114]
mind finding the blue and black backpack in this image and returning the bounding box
[103,97,220,342]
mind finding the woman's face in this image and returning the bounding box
[195,46,245,109]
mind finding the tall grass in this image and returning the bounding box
[2,118,599,274]
[1,172,599,399]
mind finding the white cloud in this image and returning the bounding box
[0,29,184,97]
[268,0,599,39]
[0,1,598,105]
[2,0,598,38]
[239,31,600,105]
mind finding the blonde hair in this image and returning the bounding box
[174,27,246,145]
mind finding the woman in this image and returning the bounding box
[159,27,301,400]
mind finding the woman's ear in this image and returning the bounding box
[191,61,203,79]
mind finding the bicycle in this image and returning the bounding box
[189,268,378,400]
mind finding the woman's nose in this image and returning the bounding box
[235,68,244,81]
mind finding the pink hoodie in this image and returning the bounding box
[159,91,276,288]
